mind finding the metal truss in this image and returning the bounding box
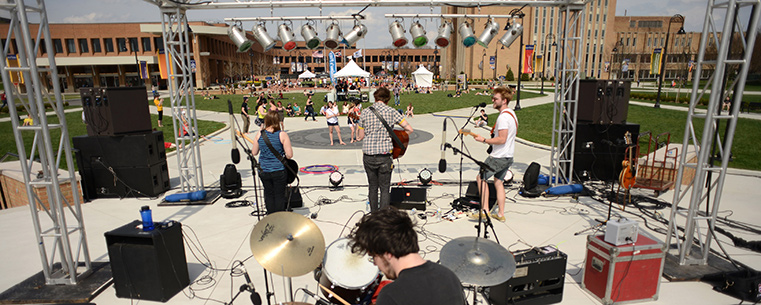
[665,0,760,265]
[0,0,91,284]
[549,2,586,186]
[145,0,583,10]
[159,7,205,192]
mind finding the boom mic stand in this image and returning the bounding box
[442,143,499,243]
[451,106,483,201]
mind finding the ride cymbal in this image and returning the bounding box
[250,212,326,277]
[440,236,516,286]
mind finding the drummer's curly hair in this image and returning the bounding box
[348,207,419,258]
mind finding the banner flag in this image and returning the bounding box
[353,49,362,58]
[140,61,149,79]
[489,56,496,70]
[651,48,662,75]
[535,54,543,73]
[523,45,534,74]
[5,54,23,84]
[157,49,173,80]
[329,51,337,83]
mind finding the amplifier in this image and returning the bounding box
[465,181,497,206]
[286,186,303,210]
[73,130,166,168]
[81,160,170,198]
[390,186,426,210]
[489,246,567,305]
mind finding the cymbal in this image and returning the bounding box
[440,236,516,287]
[250,212,326,277]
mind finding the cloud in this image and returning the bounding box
[63,13,104,23]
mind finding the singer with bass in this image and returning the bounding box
[471,87,518,222]
[356,87,413,212]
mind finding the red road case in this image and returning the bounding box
[581,232,666,304]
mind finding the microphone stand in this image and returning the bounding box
[443,143,499,243]
[451,106,483,201]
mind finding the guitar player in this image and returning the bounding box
[357,87,414,212]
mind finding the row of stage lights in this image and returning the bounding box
[227,16,523,53]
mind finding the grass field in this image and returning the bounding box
[0,110,225,170]
[507,103,761,171]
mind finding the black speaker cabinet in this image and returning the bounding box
[489,247,567,305]
[81,87,152,136]
[286,186,303,210]
[465,181,497,206]
[572,123,639,182]
[73,131,166,168]
[81,160,170,198]
[390,187,427,210]
[577,80,631,124]
[105,220,189,302]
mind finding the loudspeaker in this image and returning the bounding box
[73,131,166,168]
[572,123,639,181]
[706,269,761,302]
[489,247,567,305]
[465,181,497,205]
[577,80,631,124]
[83,160,170,198]
[286,186,303,210]
[390,187,427,210]
[81,87,152,136]
[105,220,189,302]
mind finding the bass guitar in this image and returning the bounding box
[618,131,636,190]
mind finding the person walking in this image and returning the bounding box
[241,96,250,133]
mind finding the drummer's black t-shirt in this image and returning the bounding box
[376,261,465,305]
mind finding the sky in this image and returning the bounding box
[11,0,752,49]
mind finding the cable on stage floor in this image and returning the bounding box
[300,164,338,174]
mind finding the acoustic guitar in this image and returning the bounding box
[391,129,409,159]
[618,131,636,190]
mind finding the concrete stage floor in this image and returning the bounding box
[1,92,760,305]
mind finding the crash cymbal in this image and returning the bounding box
[440,236,516,286]
[250,211,326,277]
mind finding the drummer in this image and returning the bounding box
[348,208,465,305]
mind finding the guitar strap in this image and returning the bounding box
[490,109,518,136]
[260,130,298,177]
[368,106,406,150]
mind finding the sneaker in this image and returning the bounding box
[468,211,487,220]
[490,213,506,222]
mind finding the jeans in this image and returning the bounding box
[394,94,400,106]
[304,105,316,121]
[363,154,393,212]
[259,169,287,214]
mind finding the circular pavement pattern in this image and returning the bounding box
[288,127,434,150]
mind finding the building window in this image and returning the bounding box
[128,38,138,52]
[78,39,89,53]
[648,37,651,46]
[638,21,663,28]
[39,39,47,54]
[91,38,102,53]
[626,38,630,46]
[633,37,637,46]
[64,39,75,53]
[117,38,127,52]
[141,37,152,52]
[104,38,114,53]
[630,21,636,27]
[153,37,164,51]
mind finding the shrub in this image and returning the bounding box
[520,73,530,81]
[506,69,515,81]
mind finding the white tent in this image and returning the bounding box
[333,59,371,78]
[411,65,434,88]
[298,69,316,79]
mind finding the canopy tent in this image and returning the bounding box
[333,59,371,78]
[298,69,316,79]
[411,65,434,88]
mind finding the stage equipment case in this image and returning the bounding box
[581,232,666,304]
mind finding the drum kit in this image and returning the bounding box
[249,212,516,305]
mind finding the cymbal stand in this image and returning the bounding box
[464,284,493,305]
[442,143,498,242]
[235,131,275,305]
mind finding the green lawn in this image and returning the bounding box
[0,110,225,170]
[507,103,761,171]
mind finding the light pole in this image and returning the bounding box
[511,8,526,110]
[608,40,623,80]
[540,33,556,94]
[655,14,686,108]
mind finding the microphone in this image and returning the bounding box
[474,102,487,108]
[439,119,447,173]
[239,264,262,305]
[228,100,240,164]
[302,289,330,305]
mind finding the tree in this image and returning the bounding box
[520,73,530,81]
[506,68,515,81]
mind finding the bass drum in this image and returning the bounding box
[319,238,381,305]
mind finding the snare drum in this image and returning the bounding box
[319,238,380,305]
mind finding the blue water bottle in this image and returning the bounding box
[140,205,154,231]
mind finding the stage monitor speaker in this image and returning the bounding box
[81,87,152,136]
[464,181,497,206]
[105,220,189,302]
[82,160,170,198]
[577,80,630,124]
[390,187,427,210]
[73,130,166,168]
[572,123,639,182]
[489,247,567,305]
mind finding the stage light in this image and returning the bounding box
[435,20,453,48]
[252,22,276,52]
[458,19,476,47]
[325,22,342,49]
[477,18,500,48]
[498,20,523,48]
[418,168,432,186]
[301,22,321,49]
[227,23,253,52]
[389,20,408,48]
[410,20,428,47]
[278,21,297,51]
[329,170,344,189]
[343,20,368,46]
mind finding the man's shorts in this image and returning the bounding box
[480,156,514,181]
